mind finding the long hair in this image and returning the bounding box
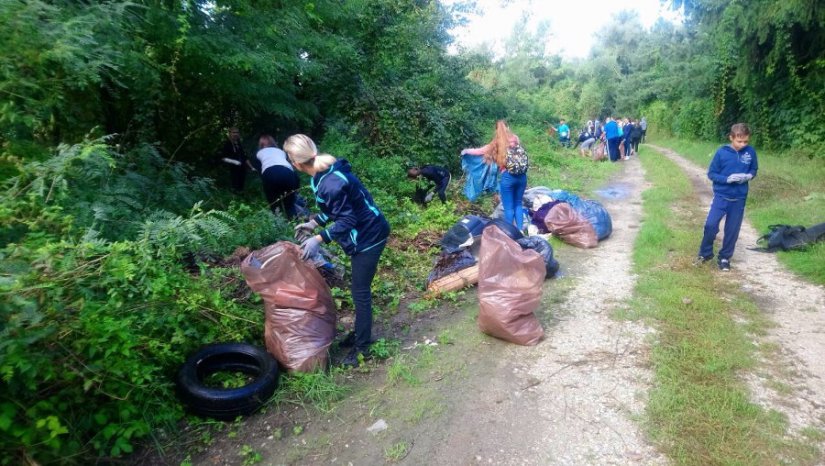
[283,134,336,172]
[486,120,517,168]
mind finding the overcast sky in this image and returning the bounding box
[445,0,682,58]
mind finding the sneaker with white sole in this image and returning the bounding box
[718,259,731,271]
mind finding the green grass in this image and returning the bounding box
[384,441,410,462]
[268,370,349,414]
[652,137,825,285]
[632,145,820,465]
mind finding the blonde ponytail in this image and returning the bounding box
[283,134,337,171]
[313,154,336,172]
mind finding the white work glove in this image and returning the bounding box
[300,236,322,261]
[221,158,242,166]
[294,219,318,241]
[726,173,745,184]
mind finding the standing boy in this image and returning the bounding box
[696,123,758,271]
[217,127,255,193]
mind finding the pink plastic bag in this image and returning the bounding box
[477,226,545,346]
[544,203,598,248]
[241,242,336,372]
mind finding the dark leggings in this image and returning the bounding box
[261,166,299,218]
[350,241,387,350]
[434,173,451,203]
[631,138,641,154]
[607,137,622,162]
[231,166,246,192]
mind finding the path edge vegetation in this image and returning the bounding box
[626,145,821,465]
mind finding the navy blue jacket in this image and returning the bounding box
[707,145,759,199]
[420,165,450,186]
[623,123,635,142]
[311,159,390,256]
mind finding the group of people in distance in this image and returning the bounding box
[215,117,757,368]
[550,116,648,161]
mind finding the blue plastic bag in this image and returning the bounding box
[462,154,499,202]
[577,199,613,240]
[548,190,611,240]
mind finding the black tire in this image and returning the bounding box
[176,343,280,420]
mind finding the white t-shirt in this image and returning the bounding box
[256,147,292,173]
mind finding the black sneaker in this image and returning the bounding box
[338,332,377,348]
[338,331,356,348]
[718,259,731,271]
[341,347,370,368]
[693,255,714,266]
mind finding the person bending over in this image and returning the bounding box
[407,165,451,204]
[286,134,391,367]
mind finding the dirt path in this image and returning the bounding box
[391,158,666,465]
[650,145,825,436]
[173,157,668,466]
[164,147,825,466]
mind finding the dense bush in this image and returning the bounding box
[0,141,291,463]
[672,99,717,141]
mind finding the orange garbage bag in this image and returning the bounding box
[477,226,545,346]
[241,242,336,372]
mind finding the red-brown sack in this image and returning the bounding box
[241,242,336,372]
[544,203,598,248]
[477,225,545,346]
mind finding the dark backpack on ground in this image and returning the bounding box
[754,223,825,252]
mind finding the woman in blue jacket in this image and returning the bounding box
[284,134,391,367]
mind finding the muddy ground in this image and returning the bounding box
[146,147,825,465]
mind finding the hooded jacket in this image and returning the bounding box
[707,144,758,199]
[312,159,390,255]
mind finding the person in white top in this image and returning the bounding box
[256,135,300,218]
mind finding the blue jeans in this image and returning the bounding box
[699,196,746,261]
[350,241,386,350]
[499,171,528,230]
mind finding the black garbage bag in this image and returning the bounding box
[486,218,524,241]
[427,249,477,285]
[440,215,491,253]
[754,222,825,252]
[517,236,560,278]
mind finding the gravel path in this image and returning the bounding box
[517,156,667,465]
